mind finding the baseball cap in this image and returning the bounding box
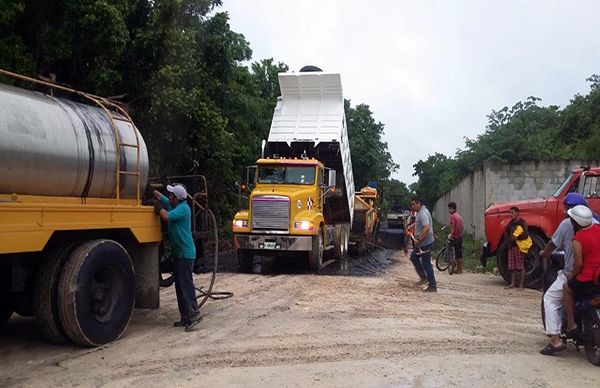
[564,192,588,207]
[166,184,188,200]
[567,205,593,227]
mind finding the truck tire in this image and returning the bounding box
[58,239,135,347]
[237,249,254,273]
[34,243,79,343]
[308,229,324,270]
[497,232,545,289]
[333,225,349,260]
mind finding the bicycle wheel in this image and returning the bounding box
[448,259,456,275]
[447,245,456,275]
[435,247,449,271]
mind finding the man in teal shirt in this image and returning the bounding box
[154,184,201,331]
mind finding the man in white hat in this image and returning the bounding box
[154,184,202,331]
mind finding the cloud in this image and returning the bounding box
[221,0,600,184]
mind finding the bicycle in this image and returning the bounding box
[435,236,457,275]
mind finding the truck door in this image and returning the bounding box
[580,172,600,214]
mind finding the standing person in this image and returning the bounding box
[154,184,203,332]
[504,206,533,290]
[447,202,464,274]
[539,193,588,355]
[563,205,600,339]
[410,198,437,292]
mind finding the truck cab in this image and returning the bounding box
[483,167,600,288]
[232,69,355,271]
[233,157,342,270]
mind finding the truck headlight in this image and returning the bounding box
[233,219,248,228]
[294,221,313,231]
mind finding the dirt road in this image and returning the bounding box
[1,248,598,387]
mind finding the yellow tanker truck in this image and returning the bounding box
[0,70,162,346]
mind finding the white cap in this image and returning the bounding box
[567,205,593,227]
[166,184,188,200]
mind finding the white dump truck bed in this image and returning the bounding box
[268,71,355,225]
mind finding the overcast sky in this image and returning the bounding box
[220,0,600,185]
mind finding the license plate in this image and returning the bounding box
[264,241,277,249]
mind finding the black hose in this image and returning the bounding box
[195,208,233,309]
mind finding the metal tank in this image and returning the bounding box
[0,83,148,199]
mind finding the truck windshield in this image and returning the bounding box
[258,166,315,185]
[552,173,577,197]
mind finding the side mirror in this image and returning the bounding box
[328,170,336,188]
[245,165,257,189]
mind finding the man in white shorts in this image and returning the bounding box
[539,192,594,355]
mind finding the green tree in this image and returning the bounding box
[380,178,412,216]
[345,100,398,188]
[411,75,600,208]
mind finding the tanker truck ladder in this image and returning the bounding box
[106,109,142,205]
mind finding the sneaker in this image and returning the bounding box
[173,319,191,327]
[423,286,437,292]
[184,314,203,332]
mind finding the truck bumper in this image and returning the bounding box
[234,234,313,252]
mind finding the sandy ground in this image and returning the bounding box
[1,245,599,387]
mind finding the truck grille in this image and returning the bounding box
[252,196,290,232]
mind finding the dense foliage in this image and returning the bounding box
[412,77,600,208]
[0,0,397,226]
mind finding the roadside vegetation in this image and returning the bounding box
[0,0,398,227]
[412,76,600,208]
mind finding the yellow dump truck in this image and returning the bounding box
[350,186,379,254]
[0,71,162,346]
[232,68,355,270]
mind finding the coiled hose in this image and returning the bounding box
[195,208,233,309]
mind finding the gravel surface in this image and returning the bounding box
[1,246,598,387]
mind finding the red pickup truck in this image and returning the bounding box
[482,166,600,288]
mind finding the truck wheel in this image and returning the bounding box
[497,233,545,289]
[0,296,12,328]
[523,233,545,289]
[496,238,511,283]
[34,243,79,343]
[58,240,135,347]
[237,249,255,273]
[308,229,324,270]
[333,225,349,260]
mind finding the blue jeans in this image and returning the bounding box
[410,243,437,288]
[174,258,199,320]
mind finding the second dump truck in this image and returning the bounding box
[233,69,355,270]
[350,186,379,255]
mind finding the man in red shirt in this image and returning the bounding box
[563,205,600,337]
[448,202,464,274]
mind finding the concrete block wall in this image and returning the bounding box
[433,160,599,240]
[484,160,580,203]
[433,169,486,240]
